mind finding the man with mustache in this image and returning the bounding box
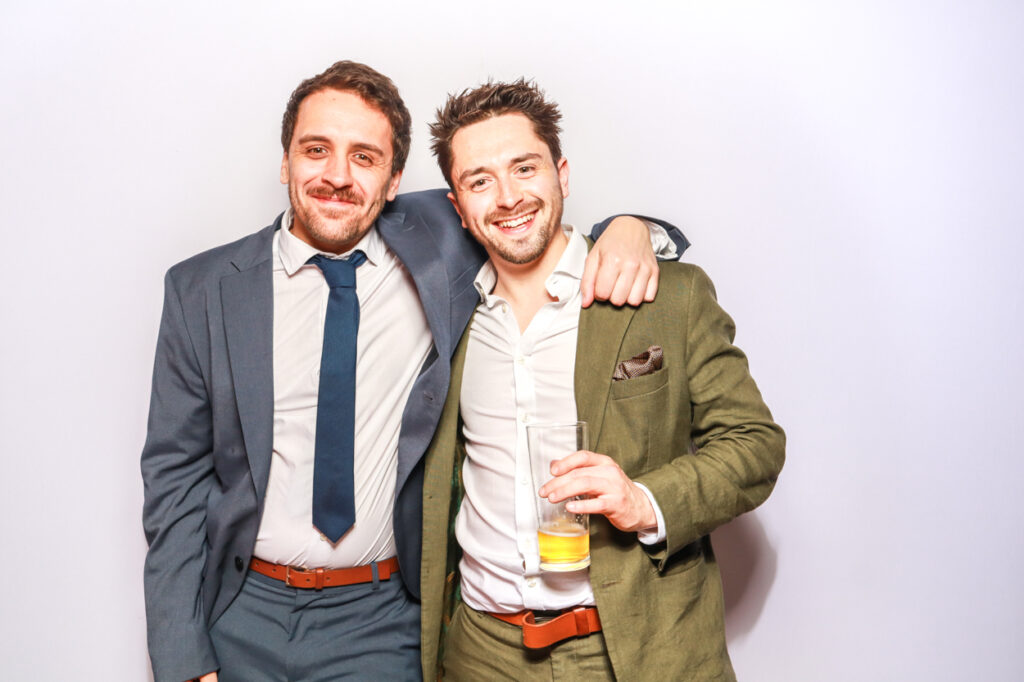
[419,80,785,680]
[140,61,684,682]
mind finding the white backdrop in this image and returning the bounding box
[2,1,1022,680]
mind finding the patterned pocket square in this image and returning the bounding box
[612,345,663,380]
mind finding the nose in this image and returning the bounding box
[495,177,522,210]
[322,155,353,188]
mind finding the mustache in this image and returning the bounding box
[308,186,363,205]
[486,201,542,224]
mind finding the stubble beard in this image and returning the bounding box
[290,182,388,253]
[485,195,564,266]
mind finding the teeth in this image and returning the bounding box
[497,213,534,228]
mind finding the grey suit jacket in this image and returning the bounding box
[141,190,485,681]
[141,189,686,682]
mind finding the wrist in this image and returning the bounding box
[632,482,657,531]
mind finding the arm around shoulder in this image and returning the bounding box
[589,213,690,259]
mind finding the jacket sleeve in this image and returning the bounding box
[589,213,690,259]
[634,266,785,561]
[141,269,219,682]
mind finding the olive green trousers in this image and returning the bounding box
[442,603,616,681]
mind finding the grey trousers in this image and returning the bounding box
[209,567,421,681]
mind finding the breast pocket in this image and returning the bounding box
[609,367,669,399]
[603,368,670,476]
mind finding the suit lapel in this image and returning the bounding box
[378,209,454,493]
[421,319,473,679]
[575,301,636,448]
[377,209,452,359]
[423,317,473,554]
[221,222,277,501]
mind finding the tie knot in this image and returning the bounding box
[309,251,366,288]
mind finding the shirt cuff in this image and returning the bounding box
[644,220,678,260]
[633,482,666,544]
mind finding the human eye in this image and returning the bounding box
[515,164,536,176]
[469,177,491,191]
[352,152,373,166]
[307,145,328,157]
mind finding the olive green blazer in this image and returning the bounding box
[420,262,785,681]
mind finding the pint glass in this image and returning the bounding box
[526,421,590,571]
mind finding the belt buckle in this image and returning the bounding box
[283,565,310,589]
[283,565,326,590]
[532,610,558,624]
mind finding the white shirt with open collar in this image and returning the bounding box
[457,225,666,614]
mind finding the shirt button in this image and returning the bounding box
[501,303,509,314]
[515,354,525,365]
[520,478,530,486]
[521,414,530,424]
[526,578,538,588]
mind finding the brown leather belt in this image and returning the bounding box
[249,556,399,590]
[490,607,602,649]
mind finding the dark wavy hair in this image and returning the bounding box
[281,60,412,174]
[429,79,562,188]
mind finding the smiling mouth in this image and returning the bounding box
[494,211,536,231]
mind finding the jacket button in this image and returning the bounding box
[235,556,244,572]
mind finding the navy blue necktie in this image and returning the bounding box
[309,251,367,543]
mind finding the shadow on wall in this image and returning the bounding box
[713,512,777,641]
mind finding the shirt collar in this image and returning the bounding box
[278,207,384,275]
[473,224,586,307]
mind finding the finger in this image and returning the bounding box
[643,264,660,302]
[550,450,609,476]
[565,496,642,532]
[591,253,620,303]
[539,465,601,498]
[625,263,652,306]
[608,270,635,307]
[580,249,599,307]
[564,496,618,515]
[543,475,615,504]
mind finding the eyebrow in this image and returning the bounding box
[457,152,543,185]
[295,136,387,158]
[350,142,387,158]
[296,134,331,146]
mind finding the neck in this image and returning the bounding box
[492,228,569,332]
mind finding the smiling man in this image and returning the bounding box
[140,61,684,682]
[419,80,786,680]
[283,88,402,253]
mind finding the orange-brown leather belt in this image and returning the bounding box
[490,607,602,649]
[249,556,399,590]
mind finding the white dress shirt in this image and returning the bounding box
[252,211,432,568]
[456,226,665,614]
